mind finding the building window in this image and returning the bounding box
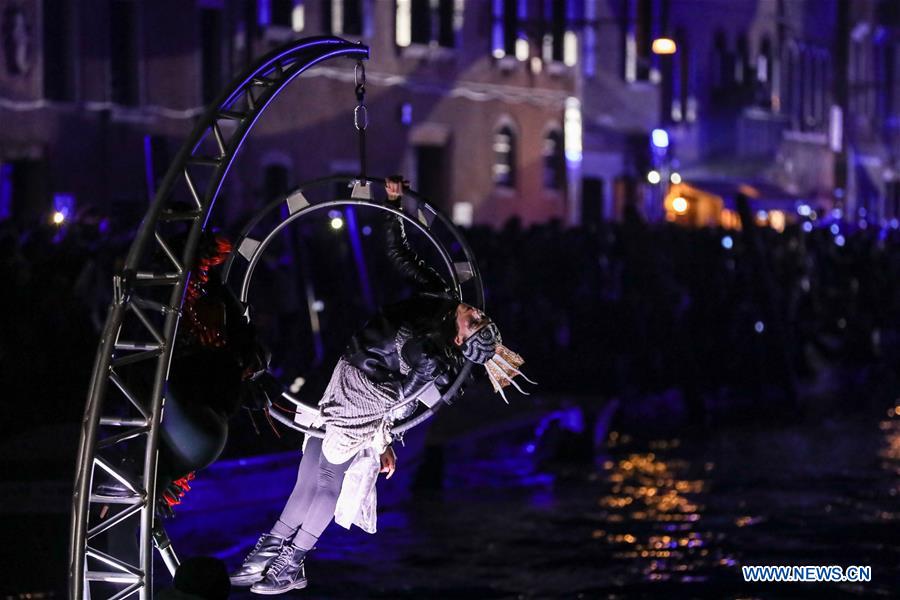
[802,47,814,128]
[504,0,518,58]
[581,0,595,75]
[785,44,829,131]
[544,0,567,63]
[493,125,516,188]
[543,129,564,190]
[43,0,74,101]
[755,36,773,109]
[626,0,654,81]
[3,6,32,77]
[410,0,430,44]
[323,0,363,36]
[757,36,772,85]
[200,8,222,104]
[398,0,459,48]
[492,0,521,59]
[397,0,459,48]
[784,41,799,125]
[674,28,692,121]
[109,0,138,106]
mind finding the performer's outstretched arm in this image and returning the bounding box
[384,176,450,295]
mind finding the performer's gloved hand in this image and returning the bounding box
[380,446,397,479]
[385,175,408,202]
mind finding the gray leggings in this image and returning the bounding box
[270,435,353,550]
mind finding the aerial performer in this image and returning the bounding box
[229,177,536,594]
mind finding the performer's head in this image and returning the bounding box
[453,304,492,348]
[451,303,536,401]
[451,303,498,362]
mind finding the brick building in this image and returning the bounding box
[0,0,578,230]
[0,0,898,230]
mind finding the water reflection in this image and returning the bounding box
[881,401,900,506]
[171,406,900,598]
[596,433,734,584]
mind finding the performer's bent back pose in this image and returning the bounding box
[230,178,533,594]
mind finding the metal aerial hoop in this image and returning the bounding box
[222,175,485,438]
[69,37,371,600]
[69,36,485,600]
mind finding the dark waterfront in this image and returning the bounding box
[161,410,900,599]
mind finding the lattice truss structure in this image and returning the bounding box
[68,37,371,600]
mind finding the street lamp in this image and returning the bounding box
[652,37,677,55]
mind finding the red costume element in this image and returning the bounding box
[182,235,233,348]
[162,472,197,507]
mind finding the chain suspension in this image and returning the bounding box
[354,60,368,183]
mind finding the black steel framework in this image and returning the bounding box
[69,37,371,600]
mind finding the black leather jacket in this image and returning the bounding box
[343,213,463,400]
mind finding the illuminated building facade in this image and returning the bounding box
[0,0,897,229]
[0,0,579,229]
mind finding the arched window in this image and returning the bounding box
[493,125,516,188]
[543,129,564,190]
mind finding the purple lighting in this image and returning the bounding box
[53,193,76,220]
[258,0,271,27]
[0,164,11,221]
[345,206,375,312]
[143,135,156,201]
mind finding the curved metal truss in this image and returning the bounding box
[69,37,369,600]
[221,175,485,438]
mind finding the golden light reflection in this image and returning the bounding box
[880,409,900,462]
[594,444,737,583]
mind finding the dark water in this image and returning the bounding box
[162,410,900,599]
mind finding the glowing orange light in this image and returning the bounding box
[652,38,677,55]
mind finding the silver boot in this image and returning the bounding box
[229,533,287,586]
[250,545,308,595]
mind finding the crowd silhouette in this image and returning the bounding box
[3,206,900,442]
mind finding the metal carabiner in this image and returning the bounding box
[354,61,366,88]
[354,104,369,131]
